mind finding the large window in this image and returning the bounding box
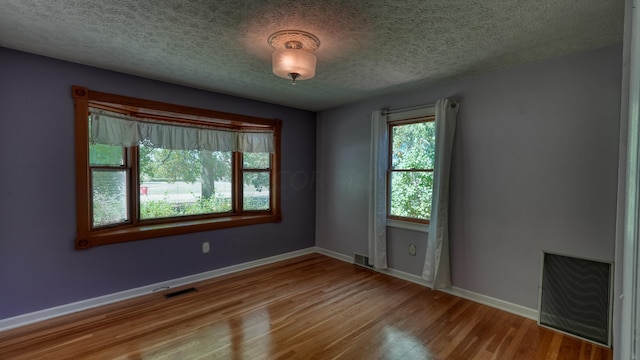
[73,86,281,249]
[387,109,435,224]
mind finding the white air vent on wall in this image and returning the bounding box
[538,252,612,347]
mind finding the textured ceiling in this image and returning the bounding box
[0,0,624,111]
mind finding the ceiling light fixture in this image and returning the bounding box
[268,30,320,85]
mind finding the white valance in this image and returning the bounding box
[89,108,274,153]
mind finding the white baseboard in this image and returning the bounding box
[376,267,433,287]
[314,246,353,263]
[0,247,538,333]
[443,287,538,320]
[314,247,538,321]
[0,247,317,332]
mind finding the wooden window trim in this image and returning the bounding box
[72,86,282,250]
[386,116,435,225]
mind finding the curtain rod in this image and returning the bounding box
[381,103,435,116]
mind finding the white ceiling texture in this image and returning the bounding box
[0,0,625,111]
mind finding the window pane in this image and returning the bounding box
[389,171,433,220]
[92,169,128,227]
[243,152,270,169]
[139,145,232,219]
[90,143,124,166]
[391,122,435,169]
[243,172,270,210]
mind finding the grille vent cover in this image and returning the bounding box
[164,287,197,299]
[538,252,611,346]
[354,253,374,268]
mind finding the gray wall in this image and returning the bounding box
[316,45,622,310]
[0,48,316,320]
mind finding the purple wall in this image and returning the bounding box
[0,47,316,320]
[316,45,622,310]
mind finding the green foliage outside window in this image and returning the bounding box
[389,121,436,220]
[89,136,271,226]
[140,193,232,219]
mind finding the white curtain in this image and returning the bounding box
[368,110,388,269]
[89,108,274,153]
[237,132,274,153]
[422,98,459,289]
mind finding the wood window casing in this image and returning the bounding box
[386,115,435,225]
[73,86,282,249]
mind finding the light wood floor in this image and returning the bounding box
[0,253,612,359]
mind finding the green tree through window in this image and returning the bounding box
[388,119,435,222]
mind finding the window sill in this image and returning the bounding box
[76,214,280,249]
[386,219,429,233]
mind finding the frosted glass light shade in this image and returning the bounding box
[272,49,317,80]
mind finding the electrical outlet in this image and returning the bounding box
[202,242,210,254]
[409,244,416,256]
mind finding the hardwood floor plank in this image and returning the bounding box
[0,254,613,359]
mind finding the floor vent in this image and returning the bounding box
[538,252,612,347]
[354,253,374,269]
[164,287,197,299]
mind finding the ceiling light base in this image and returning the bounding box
[268,30,320,52]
